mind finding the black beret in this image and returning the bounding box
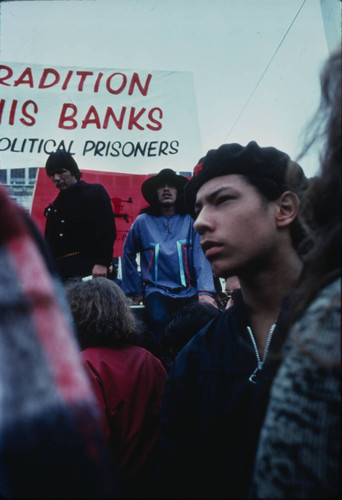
[184,141,290,212]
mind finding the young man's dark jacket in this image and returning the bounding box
[44,180,115,280]
[156,289,288,498]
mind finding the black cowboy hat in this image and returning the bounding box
[141,168,188,204]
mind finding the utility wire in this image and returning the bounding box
[223,0,307,142]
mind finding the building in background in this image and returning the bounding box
[0,167,38,211]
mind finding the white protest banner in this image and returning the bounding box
[0,62,201,173]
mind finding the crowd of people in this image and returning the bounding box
[0,48,340,498]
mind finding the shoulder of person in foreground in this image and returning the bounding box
[0,186,117,498]
[251,278,341,499]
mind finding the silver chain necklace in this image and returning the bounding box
[247,323,276,384]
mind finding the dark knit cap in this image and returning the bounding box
[45,151,81,179]
[141,168,188,204]
[184,141,290,213]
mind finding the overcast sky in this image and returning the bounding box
[1,0,340,176]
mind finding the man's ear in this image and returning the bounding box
[275,191,300,228]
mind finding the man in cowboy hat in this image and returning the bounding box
[121,168,216,352]
[44,150,116,281]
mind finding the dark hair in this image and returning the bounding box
[45,151,82,181]
[243,160,310,254]
[286,49,341,333]
[64,277,141,349]
[163,302,219,355]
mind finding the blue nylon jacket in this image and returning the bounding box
[121,213,215,299]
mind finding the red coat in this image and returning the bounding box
[81,345,167,494]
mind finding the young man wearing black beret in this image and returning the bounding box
[156,141,309,498]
